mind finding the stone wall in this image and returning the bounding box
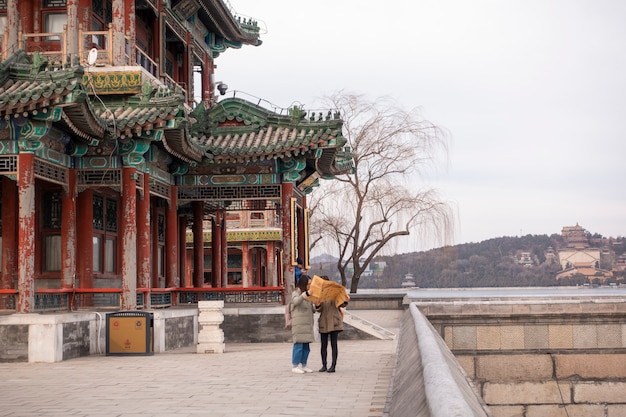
[223,306,291,343]
[346,293,405,310]
[0,312,99,362]
[62,320,91,360]
[0,323,28,362]
[0,308,198,362]
[222,306,377,343]
[154,309,197,351]
[456,353,626,417]
[417,298,626,417]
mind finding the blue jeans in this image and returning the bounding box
[292,342,310,366]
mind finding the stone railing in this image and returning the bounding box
[387,303,491,417]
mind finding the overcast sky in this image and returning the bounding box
[217,0,626,251]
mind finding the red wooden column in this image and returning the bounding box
[192,201,203,288]
[124,0,135,51]
[1,178,17,289]
[266,241,276,287]
[297,195,307,267]
[66,0,79,58]
[111,0,125,65]
[18,0,33,33]
[77,0,92,35]
[120,167,137,309]
[150,201,159,288]
[281,183,294,295]
[165,185,179,288]
[76,190,94,289]
[211,212,222,288]
[241,241,249,287]
[6,0,18,55]
[220,209,227,287]
[137,172,150,306]
[202,56,213,103]
[178,216,188,287]
[17,153,35,313]
[61,169,77,289]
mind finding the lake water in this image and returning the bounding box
[405,286,626,299]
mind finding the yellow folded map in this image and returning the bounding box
[308,275,350,308]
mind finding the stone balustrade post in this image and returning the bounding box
[197,300,225,354]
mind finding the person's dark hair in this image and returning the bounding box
[296,258,304,265]
[296,274,311,292]
[321,275,330,281]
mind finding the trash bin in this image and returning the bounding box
[105,311,154,356]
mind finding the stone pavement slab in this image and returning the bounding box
[0,339,396,417]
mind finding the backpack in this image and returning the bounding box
[284,302,292,329]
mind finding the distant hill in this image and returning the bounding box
[308,234,626,289]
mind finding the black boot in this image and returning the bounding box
[327,365,335,373]
[319,365,327,372]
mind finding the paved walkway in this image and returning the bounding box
[0,338,397,417]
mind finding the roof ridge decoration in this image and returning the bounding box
[0,50,30,85]
[189,97,353,182]
[191,97,344,133]
[198,0,262,45]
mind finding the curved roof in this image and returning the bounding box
[0,52,352,180]
[190,97,352,176]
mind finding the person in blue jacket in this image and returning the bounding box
[294,258,306,285]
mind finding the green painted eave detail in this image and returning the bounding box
[191,97,343,136]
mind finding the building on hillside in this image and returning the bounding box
[0,0,352,313]
[556,224,611,282]
[515,251,533,267]
[349,260,386,278]
[615,254,626,272]
[401,273,417,288]
[561,223,589,248]
[544,246,557,264]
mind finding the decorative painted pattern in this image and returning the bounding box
[181,173,278,186]
[75,156,123,169]
[35,147,72,167]
[186,229,282,243]
[148,165,174,185]
[177,184,281,202]
[0,141,19,154]
[83,71,143,95]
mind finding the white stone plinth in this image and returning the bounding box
[197,301,225,354]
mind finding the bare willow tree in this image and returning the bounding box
[310,92,454,293]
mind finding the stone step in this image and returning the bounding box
[343,310,396,340]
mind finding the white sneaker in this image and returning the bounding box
[302,367,313,373]
[292,367,305,374]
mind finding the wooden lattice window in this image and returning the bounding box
[43,191,62,229]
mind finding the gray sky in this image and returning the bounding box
[218,0,626,250]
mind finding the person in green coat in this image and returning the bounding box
[290,274,315,374]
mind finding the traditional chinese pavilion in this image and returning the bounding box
[0,0,352,313]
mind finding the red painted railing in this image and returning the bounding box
[0,289,17,310]
[0,287,285,313]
